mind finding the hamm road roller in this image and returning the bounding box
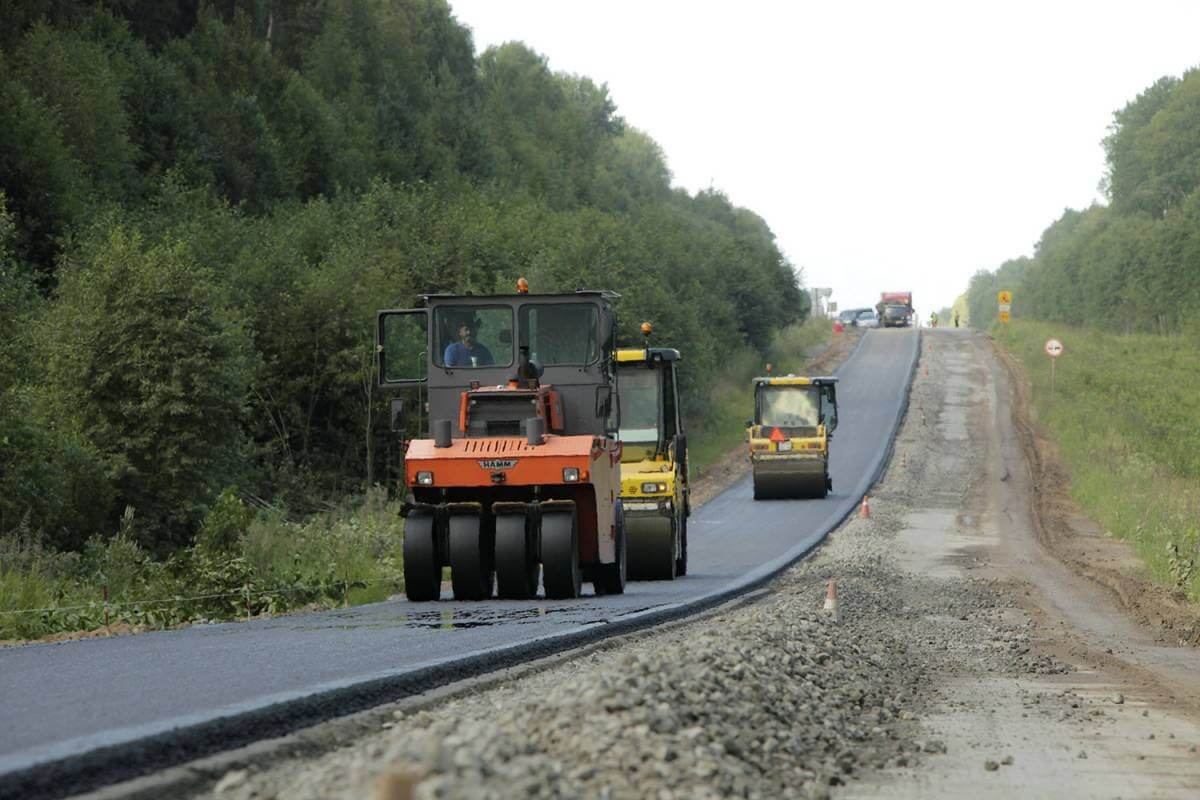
[615,333,689,580]
[378,281,626,601]
[747,375,839,499]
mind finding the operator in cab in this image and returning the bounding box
[443,318,494,367]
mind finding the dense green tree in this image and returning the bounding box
[0,0,805,552]
[39,228,257,548]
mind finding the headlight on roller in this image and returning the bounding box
[641,482,668,494]
[563,467,580,482]
[415,471,434,486]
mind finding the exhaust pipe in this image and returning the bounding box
[433,418,452,448]
[526,417,545,446]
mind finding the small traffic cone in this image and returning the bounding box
[859,495,871,518]
[823,580,839,622]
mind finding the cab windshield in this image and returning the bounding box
[433,305,514,368]
[760,386,820,428]
[518,303,600,365]
[617,366,660,444]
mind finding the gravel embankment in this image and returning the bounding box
[207,330,1071,800]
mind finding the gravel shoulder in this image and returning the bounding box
[192,329,1200,800]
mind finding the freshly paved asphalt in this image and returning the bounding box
[0,328,918,794]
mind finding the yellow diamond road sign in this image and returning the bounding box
[998,290,1012,305]
[999,311,1011,324]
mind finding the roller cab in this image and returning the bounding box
[616,342,689,580]
[747,376,839,500]
[378,286,626,601]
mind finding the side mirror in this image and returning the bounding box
[390,398,406,433]
[745,419,754,429]
[595,385,612,420]
[674,434,688,477]
[607,395,622,435]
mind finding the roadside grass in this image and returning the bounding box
[994,320,1200,599]
[688,315,833,475]
[0,490,405,641]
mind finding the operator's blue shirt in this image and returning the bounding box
[443,341,494,367]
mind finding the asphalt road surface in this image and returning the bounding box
[0,328,918,795]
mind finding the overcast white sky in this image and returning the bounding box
[449,0,1200,316]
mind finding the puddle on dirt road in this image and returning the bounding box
[895,509,995,579]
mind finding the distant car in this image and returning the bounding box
[854,310,879,328]
[837,307,871,325]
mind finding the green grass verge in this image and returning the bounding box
[0,489,405,640]
[994,320,1200,599]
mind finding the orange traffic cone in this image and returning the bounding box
[823,580,839,622]
[860,495,871,518]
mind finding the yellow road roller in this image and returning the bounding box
[616,340,689,579]
[747,375,839,499]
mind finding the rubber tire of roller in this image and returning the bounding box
[541,509,582,600]
[495,513,539,600]
[627,516,675,581]
[402,512,441,602]
[593,505,627,595]
[449,514,494,601]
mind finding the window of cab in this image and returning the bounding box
[433,306,514,368]
[518,303,600,366]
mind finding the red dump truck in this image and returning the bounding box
[876,292,913,328]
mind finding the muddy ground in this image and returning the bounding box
[197,329,1200,800]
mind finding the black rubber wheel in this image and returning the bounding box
[675,512,688,577]
[593,504,627,595]
[541,509,581,599]
[495,513,539,599]
[449,514,494,601]
[402,511,441,602]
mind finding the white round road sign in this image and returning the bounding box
[1044,338,1064,358]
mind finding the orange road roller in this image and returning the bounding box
[377,282,627,601]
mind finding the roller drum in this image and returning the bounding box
[751,460,829,500]
[626,514,676,580]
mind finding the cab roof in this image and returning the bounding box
[616,347,681,363]
[415,289,619,306]
[753,375,838,386]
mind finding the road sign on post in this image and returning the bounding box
[1045,338,1063,398]
[997,290,1012,323]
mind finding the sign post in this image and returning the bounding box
[1044,338,1063,398]
[997,290,1012,324]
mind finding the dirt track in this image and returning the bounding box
[198,329,1200,799]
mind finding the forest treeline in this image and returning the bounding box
[965,68,1200,334]
[0,1,806,554]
